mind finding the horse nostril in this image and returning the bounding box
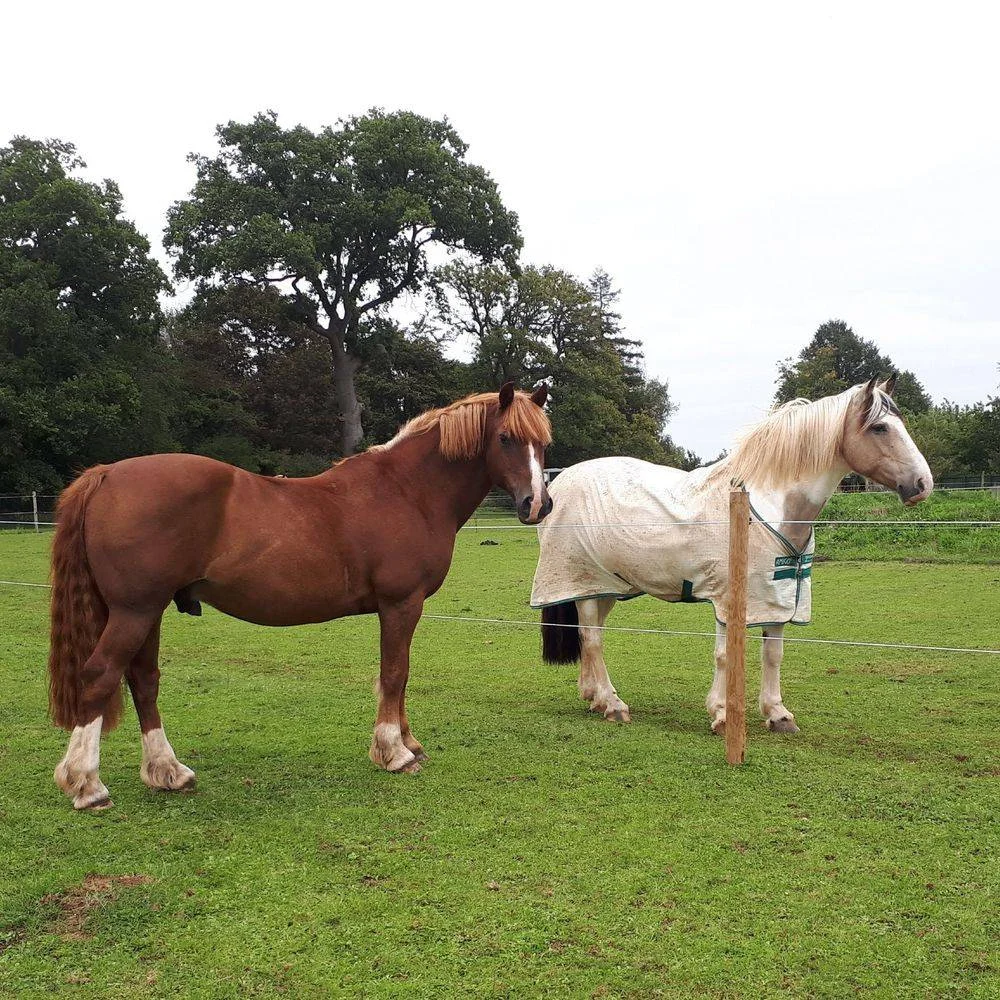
[916,477,925,493]
[518,497,532,517]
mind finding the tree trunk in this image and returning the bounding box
[332,343,364,455]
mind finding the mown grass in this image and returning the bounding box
[1,528,998,998]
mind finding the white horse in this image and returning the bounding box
[531,378,932,733]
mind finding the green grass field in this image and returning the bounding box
[1,517,998,998]
[816,490,1000,563]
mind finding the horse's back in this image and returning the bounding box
[86,453,243,532]
[533,456,713,608]
[549,456,694,522]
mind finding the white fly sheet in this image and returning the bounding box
[531,457,814,627]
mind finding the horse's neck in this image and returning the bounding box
[383,431,492,528]
[765,465,849,550]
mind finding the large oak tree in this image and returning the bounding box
[165,110,521,455]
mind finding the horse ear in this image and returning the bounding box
[498,381,515,411]
[530,383,548,408]
[882,372,898,396]
[862,376,878,401]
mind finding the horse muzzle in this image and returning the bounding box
[897,475,932,506]
[517,494,554,525]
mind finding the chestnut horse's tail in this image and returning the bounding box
[49,466,115,732]
[541,602,581,664]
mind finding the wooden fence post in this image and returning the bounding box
[726,488,750,765]
[32,491,39,533]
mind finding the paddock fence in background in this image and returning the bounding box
[3,473,1000,530]
[3,482,1000,767]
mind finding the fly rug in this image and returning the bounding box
[532,377,933,734]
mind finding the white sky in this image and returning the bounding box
[4,1,998,458]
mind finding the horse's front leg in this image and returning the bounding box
[578,598,630,722]
[705,620,727,733]
[369,595,424,774]
[760,625,799,733]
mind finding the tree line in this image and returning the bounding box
[1,116,997,494]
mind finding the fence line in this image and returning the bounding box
[465,519,1000,529]
[1,577,997,657]
[4,517,1000,532]
[3,485,999,507]
[419,614,1000,656]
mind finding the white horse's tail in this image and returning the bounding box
[541,602,581,664]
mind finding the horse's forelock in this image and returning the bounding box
[861,388,901,429]
[500,394,553,448]
[383,390,551,461]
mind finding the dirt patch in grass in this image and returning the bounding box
[40,874,155,941]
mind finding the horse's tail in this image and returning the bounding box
[48,466,115,731]
[541,602,581,664]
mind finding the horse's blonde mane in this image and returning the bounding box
[376,391,552,460]
[711,384,895,490]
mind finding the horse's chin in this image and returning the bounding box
[900,488,932,507]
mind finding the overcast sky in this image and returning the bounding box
[4,1,998,458]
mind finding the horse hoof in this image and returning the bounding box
[711,719,726,735]
[768,718,800,734]
[394,759,422,774]
[76,795,113,811]
[411,750,430,762]
[141,763,197,792]
[605,708,631,723]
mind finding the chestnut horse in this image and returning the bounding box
[50,383,552,810]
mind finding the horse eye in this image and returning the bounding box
[871,423,888,434]
[499,432,511,446]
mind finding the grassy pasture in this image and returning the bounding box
[816,490,1000,563]
[0,519,998,998]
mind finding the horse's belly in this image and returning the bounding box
[193,576,374,627]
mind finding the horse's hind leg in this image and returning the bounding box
[760,625,799,733]
[127,618,197,791]
[54,609,157,810]
[578,598,630,723]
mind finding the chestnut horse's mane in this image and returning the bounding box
[375,391,552,461]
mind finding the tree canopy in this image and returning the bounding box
[433,261,695,468]
[775,319,931,412]
[165,110,522,455]
[0,137,174,491]
[6,128,998,496]
[905,369,1000,480]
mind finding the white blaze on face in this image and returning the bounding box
[889,414,934,500]
[528,444,544,520]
